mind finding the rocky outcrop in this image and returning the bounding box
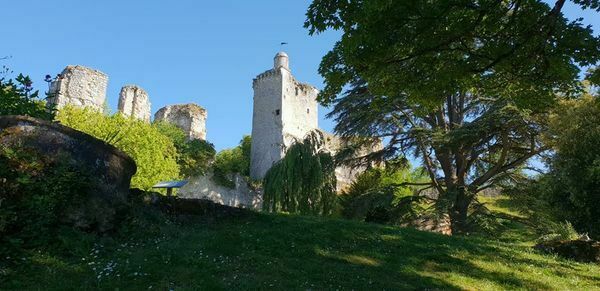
[0,115,136,231]
[177,171,261,210]
[47,65,108,111]
[118,85,151,122]
[154,104,207,140]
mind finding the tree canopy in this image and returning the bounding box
[305,0,600,233]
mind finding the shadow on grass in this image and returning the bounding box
[4,207,600,290]
[194,213,574,290]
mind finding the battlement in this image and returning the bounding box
[252,69,280,86]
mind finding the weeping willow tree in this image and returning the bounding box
[263,131,337,216]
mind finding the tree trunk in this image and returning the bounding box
[449,187,472,234]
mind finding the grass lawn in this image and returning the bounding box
[2,197,600,290]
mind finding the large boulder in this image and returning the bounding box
[0,115,136,232]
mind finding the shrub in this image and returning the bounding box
[56,106,179,189]
[0,70,54,120]
[0,146,92,253]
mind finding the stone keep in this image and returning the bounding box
[47,65,108,111]
[118,85,151,122]
[250,52,319,179]
[154,104,207,140]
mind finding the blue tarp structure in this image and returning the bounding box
[152,180,188,189]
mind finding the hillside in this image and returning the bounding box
[2,198,600,290]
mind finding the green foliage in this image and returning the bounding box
[263,131,337,216]
[0,69,54,120]
[540,95,600,238]
[56,106,179,190]
[212,135,251,187]
[0,146,91,253]
[214,135,251,176]
[304,0,600,233]
[155,122,216,178]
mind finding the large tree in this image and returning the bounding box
[305,0,600,233]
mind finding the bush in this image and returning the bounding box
[0,70,54,120]
[56,106,179,189]
[155,122,216,177]
[0,146,92,253]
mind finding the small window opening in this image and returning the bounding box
[275,109,280,115]
[295,88,299,96]
[307,108,310,114]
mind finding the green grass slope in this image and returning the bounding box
[2,198,600,290]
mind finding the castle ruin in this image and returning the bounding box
[118,85,151,122]
[154,104,207,140]
[47,65,108,111]
[46,53,374,209]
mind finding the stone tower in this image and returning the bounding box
[118,85,151,122]
[47,65,108,111]
[250,52,319,180]
[154,103,207,140]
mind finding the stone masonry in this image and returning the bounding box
[250,52,319,180]
[118,85,151,122]
[47,65,108,111]
[154,104,207,140]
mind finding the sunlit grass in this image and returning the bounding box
[2,197,600,290]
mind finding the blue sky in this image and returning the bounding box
[3,1,598,151]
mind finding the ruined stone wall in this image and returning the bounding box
[47,65,108,111]
[177,171,262,210]
[154,104,206,140]
[118,85,151,122]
